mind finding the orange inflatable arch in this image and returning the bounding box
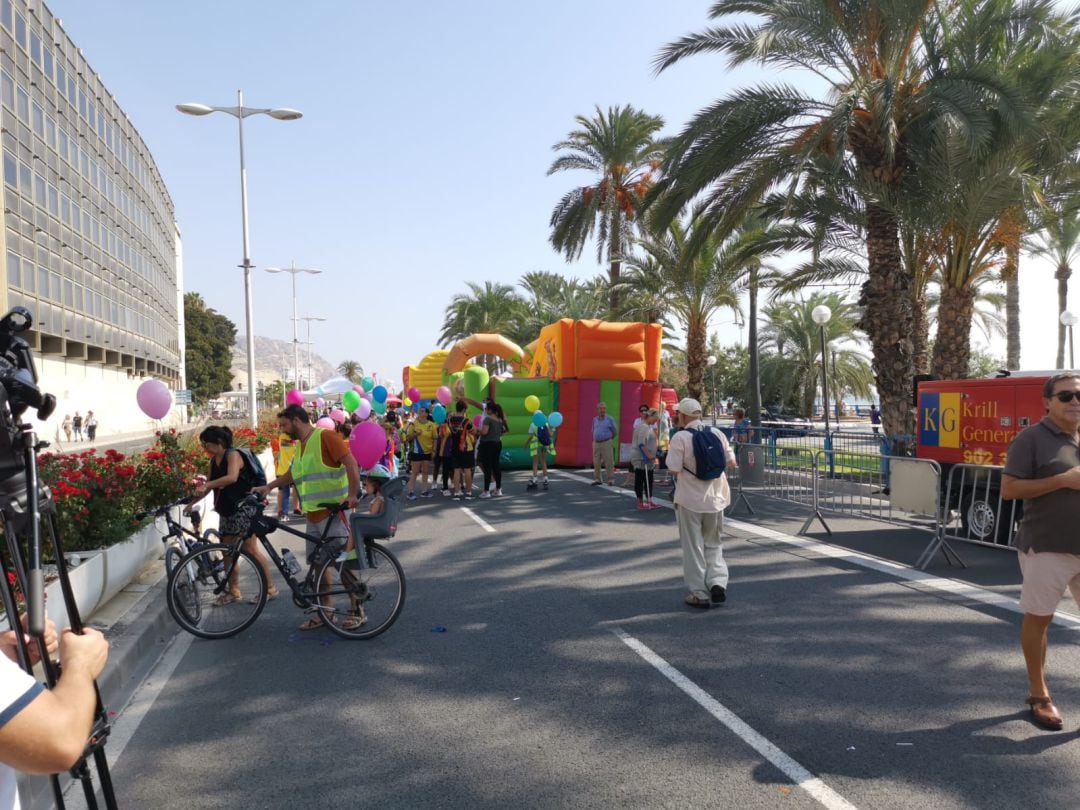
[443,334,528,374]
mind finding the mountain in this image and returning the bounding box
[230,335,338,390]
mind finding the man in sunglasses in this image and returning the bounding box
[1002,372,1080,731]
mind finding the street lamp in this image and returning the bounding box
[177,92,303,427]
[1061,310,1078,369]
[265,264,322,393]
[706,355,717,422]
[811,304,832,434]
[300,316,326,390]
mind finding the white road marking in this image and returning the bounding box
[614,628,858,810]
[556,468,1080,631]
[63,629,196,806]
[460,506,496,533]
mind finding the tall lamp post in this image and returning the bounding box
[1061,311,1078,369]
[265,265,322,394]
[300,316,326,390]
[177,93,302,427]
[811,305,832,434]
[706,355,717,422]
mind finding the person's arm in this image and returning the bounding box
[342,453,361,509]
[1002,469,1080,500]
[370,495,385,516]
[256,468,294,496]
[666,434,685,476]
[0,616,58,666]
[0,628,108,774]
[481,419,491,437]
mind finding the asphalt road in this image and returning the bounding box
[70,471,1080,809]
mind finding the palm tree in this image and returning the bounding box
[760,293,874,418]
[621,209,741,401]
[650,0,1060,435]
[516,271,607,342]
[1031,199,1080,368]
[439,281,526,374]
[548,105,666,316]
[337,360,363,382]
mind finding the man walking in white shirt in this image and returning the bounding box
[665,398,738,608]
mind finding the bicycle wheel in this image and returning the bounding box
[164,543,182,576]
[315,542,405,640]
[166,544,266,639]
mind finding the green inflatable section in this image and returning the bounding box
[492,377,557,470]
[599,379,622,463]
[445,367,490,417]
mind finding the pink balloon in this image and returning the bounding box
[136,379,172,420]
[286,389,304,407]
[355,399,372,420]
[330,408,346,424]
[315,416,335,429]
[473,414,484,429]
[407,387,422,403]
[349,421,385,468]
[436,386,452,406]
[352,384,364,394]
[316,397,326,409]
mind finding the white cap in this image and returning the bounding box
[676,397,703,416]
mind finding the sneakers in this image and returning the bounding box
[406,492,418,501]
[335,549,359,564]
[478,491,491,499]
[591,480,602,486]
[710,585,727,604]
[527,479,538,490]
[420,490,434,498]
[441,489,452,497]
[495,488,503,497]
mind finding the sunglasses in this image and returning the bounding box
[1051,391,1080,403]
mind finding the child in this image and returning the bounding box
[435,419,454,495]
[379,422,398,477]
[336,464,389,564]
[526,418,556,490]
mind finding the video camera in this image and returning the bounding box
[0,307,115,809]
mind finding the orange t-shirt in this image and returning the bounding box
[300,429,352,522]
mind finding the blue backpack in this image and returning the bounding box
[234,447,267,488]
[684,427,727,481]
[537,425,552,446]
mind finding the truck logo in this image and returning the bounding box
[919,392,960,448]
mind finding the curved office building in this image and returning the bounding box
[0,0,182,442]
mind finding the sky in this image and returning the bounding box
[46,0,1073,390]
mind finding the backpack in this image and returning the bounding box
[234,447,267,488]
[683,427,727,481]
[537,424,552,447]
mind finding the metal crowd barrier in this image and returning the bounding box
[726,444,818,517]
[938,463,1019,548]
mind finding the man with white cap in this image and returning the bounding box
[666,397,738,608]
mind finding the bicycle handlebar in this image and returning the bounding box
[134,495,197,522]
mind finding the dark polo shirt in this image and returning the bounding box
[1004,416,1080,554]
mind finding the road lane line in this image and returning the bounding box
[63,629,196,805]
[555,468,1080,631]
[614,628,859,810]
[460,506,496,533]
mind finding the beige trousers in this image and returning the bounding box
[592,439,614,482]
[676,507,729,599]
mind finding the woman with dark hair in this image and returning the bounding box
[477,401,508,499]
[193,426,277,605]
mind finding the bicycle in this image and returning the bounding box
[136,496,222,576]
[165,483,406,641]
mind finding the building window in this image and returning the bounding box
[14,12,25,50]
[63,278,72,306]
[56,64,65,97]
[1,71,12,109]
[58,128,67,162]
[3,151,15,188]
[45,116,55,148]
[50,272,60,302]
[15,86,27,123]
[18,162,29,198]
[29,32,40,66]
[33,173,44,205]
[1,1,11,33]
[31,102,43,137]
[36,266,46,295]
[6,252,18,287]
[42,47,52,82]
[47,184,57,217]
[74,284,83,310]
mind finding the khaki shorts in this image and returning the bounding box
[1018,550,1080,616]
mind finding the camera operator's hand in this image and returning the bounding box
[0,627,109,774]
[60,628,107,680]
[0,616,58,665]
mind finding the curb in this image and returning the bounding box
[24,573,177,810]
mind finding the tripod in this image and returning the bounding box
[0,308,116,809]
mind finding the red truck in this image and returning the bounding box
[915,372,1054,543]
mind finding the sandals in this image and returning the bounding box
[249,588,279,605]
[340,615,366,631]
[212,591,242,606]
[299,616,325,631]
[1027,696,1064,730]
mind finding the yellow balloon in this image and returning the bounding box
[524,395,540,413]
[403,397,413,407]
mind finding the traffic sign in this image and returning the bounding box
[175,389,193,405]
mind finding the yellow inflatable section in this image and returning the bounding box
[443,333,528,374]
[403,349,451,400]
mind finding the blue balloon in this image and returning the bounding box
[548,411,564,428]
[532,411,547,427]
[372,385,388,403]
[432,404,447,424]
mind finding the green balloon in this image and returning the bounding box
[373,400,387,415]
[342,390,361,413]
[361,377,375,392]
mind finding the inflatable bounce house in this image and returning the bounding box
[404,320,664,469]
